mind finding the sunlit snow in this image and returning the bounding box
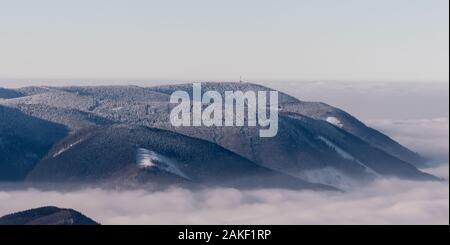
[136,148,190,179]
[326,116,344,128]
[53,139,84,158]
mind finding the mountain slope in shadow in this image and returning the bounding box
[0,106,68,181]
[0,206,98,225]
[27,125,338,191]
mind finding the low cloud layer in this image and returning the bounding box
[368,118,449,163]
[0,169,448,225]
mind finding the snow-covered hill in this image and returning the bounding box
[0,82,437,189]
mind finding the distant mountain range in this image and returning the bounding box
[0,206,98,225]
[0,82,437,190]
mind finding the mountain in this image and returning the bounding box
[10,103,113,131]
[0,206,98,225]
[282,101,427,167]
[148,82,427,167]
[0,87,24,99]
[0,106,68,181]
[146,111,435,188]
[0,82,437,189]
[27,125,337,191]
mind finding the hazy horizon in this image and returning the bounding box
[1,78,449,89]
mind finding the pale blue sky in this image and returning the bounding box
[0,0,448,83]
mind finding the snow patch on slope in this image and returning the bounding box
[297,167,360,190]
[53,139,84,158]
[326,116,344,128]
[317,136,379,176]
[136,148,190,179]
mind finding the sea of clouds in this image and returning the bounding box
[368,118,449,163]
[0,168,448,225]
[0,81,448,224]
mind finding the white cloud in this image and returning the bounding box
[367,118,449,162]
[0,167,448,225]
